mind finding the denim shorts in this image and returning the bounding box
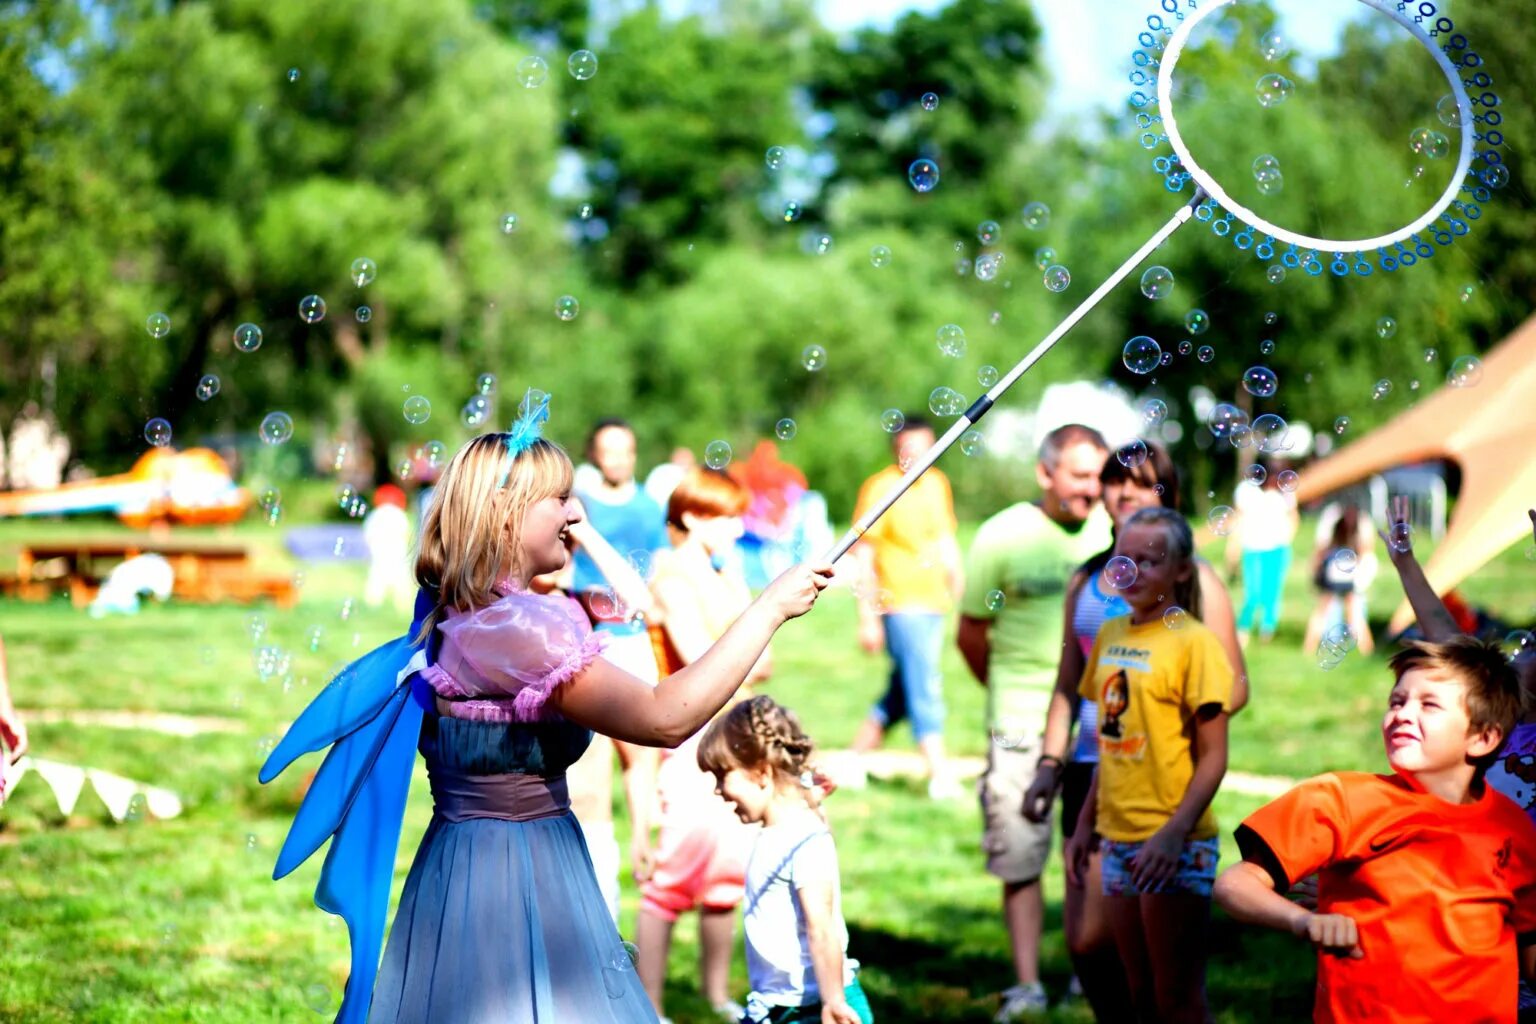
[1100,836,1219,897]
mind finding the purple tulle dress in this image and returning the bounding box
[365,589,657,1023]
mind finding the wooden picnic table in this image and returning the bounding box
[6,536,297,609]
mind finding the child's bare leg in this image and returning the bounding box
[698,907,735,1006]
[1106,894,1157,1022]
[635,907,675,1014]
[1142,893,1212,1024]
[1345,593,1374,654]
[1302,596,1333,654]
[1066,852,1135,1022]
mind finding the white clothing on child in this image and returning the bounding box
[742,819,857,1007]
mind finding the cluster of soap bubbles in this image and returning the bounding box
[1317,623,1358,671]
[516,50,598,88]
[928,387,966,417]
[1408,126,1451,161]
[1252,154,1283,196]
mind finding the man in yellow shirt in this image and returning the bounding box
[849,416,964,799]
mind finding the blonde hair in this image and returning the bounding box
[696,695,815,786]
[414,434,573,641]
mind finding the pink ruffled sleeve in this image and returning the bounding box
[433,591,608,721]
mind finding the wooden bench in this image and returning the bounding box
[11,538,297,609]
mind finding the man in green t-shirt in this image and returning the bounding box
[957,423,1111,1021]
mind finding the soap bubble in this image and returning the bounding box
[420,440,447,467]
[936,324,967,358]
[990,717,1027,750]
[801,344,827,372]
[1436,93,1464,128]
[1387,520,1413,554]
[1372,379,1393,400]
[1317,623,1357,669]
[1331,548,1358,575]
[1116,438,1149,469]
[554,295,580,321]
[259,411,294,445]
[1122,336,1162,375]
[1376,317,1397,339]
[1208,403,1248,440]
[1252,154,1280,175]
[869,245,892,268]
[782,201,802,222]
[1228,423,1253,449]
[476,373,497,395]
[567,49,598,80]
[880,409,906,433]
[986,589,1006,611]
[1208,505,1235,535]
[1333,416,1350,435]
[1447,355,1483,388]
[928,387,965,417]
[1102,555,1138,590]
[960,430,985,456]
[1139,266,1174,300]
[1258,30,1287,61]
[1266,264,1287,285]
[1184,309,1209,335]
[233,322,262,352]
[1263,311,1279,326]
[1034,247,1057,271]
[603,940,641,998]
[350,257,377,287]
[1020,202,1050,230]
[501,213,519,234]
[1251,413,1288,453]
[974,253,1003,282]
[704,440,732,470]
[355,305,372,323]
[1255,73,1293,107]
[298,295,326,324]
[461,396,489,428]
[811,233,834,255]
[1163,606,1188,630]
[977,365,1000,388]
[1177,340,1192,356]
[1408,127,1450,160]
[977,220,1001,245]
[1276,469,1299,493]
[1243,463,1267,486]
[516,55,548,88]
[145,418,173,447]
[775,418,797,441]
[146,313,171,338]
[1502,630,1535,662]
[908,158,940,192]
[1242,366,1278,398]
[1142,399,1168,427]
[921,91,939,111]
[403,396,431,425]
[765,146,786,171]
[1043,265,1071,292]
[1483,165,1510,190]
[1255,168,1284,195]
[196,374,221,401]
[1259,339,1275,355]
[954,257,971,277]
[1196,345,1214,363]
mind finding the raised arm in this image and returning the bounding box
[567,506,658,622]
[1379,495,1460,642]
[549,563,831,747]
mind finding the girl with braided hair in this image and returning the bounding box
[698,696,873,1024]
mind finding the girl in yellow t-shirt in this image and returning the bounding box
[1064,507,1233,1023]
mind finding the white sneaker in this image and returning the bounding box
[994,982,1049,1022]
[712,1000,745,1022]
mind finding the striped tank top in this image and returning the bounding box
[1070,569,1129,764]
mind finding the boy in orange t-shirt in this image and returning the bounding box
[1214,637,1536,1023]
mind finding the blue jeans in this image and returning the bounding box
[1239,547,1290,637]
[871,612,945,742]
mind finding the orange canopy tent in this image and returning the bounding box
[1294,313,1536,634]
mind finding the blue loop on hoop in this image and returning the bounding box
[1256,240,1274,260]
[1234,229,1254,251]
[1330,256,1349,276]
[1280,247,1300,269]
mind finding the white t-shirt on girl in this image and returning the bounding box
[742,818,858,1007]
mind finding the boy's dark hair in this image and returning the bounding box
[1038,423,1107,471]
[894,413,933,439]
[1389,637,1521,771]
[585,417,633,459]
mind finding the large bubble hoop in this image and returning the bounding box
[1133,0,1506,276]
[823,0,1508,562]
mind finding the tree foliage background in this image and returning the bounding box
[0,0,1529,518]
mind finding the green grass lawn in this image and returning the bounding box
[0,517,1529,1023]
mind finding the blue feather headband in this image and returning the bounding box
[499,388,551,485]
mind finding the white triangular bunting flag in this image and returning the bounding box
[88,769,138,822]
[33,759,87,816]
[142,786,183,820]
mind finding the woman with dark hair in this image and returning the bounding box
[1020,441,1247,1022]
[1301,503,1377,657]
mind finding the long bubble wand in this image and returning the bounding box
[824,0,1494,564]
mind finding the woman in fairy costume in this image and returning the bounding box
[261,393,832,1024]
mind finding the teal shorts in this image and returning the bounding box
[743,978,874,1024]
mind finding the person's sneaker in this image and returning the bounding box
[994,982,1049,1022]
[927,775,965,800]
[712,1000,745,1022]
